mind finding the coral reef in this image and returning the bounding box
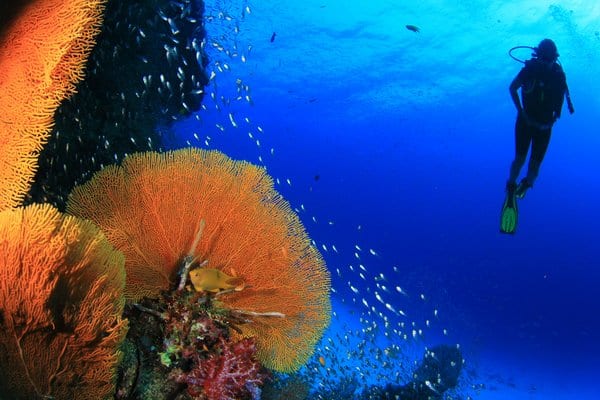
[27,0,209,208]
[0,0,106,210]
[0,203,128,399]
[176,337,265,399]
[164,292,269,399]
[115,285,269,400]
[67,148,331,372]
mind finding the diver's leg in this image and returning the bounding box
[525,129,552,186]
[507,116,531,187]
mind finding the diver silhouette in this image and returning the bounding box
[500,38,574,234]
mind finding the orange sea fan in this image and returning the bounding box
[0,203,127,399]
[0,0,106,211]
[66,148,331,372]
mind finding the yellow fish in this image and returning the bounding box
[189,268,245,293]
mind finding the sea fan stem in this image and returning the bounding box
[232,310,286,318]
[177,219,206,292]
[187,219,205,258]
[133,303,166,320]
[177,258,207,292]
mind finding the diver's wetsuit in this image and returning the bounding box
[508,58,567,186]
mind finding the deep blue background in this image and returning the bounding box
[167,0,600,397]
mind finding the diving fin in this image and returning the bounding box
[500,188,518,234]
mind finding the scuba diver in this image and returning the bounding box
[500,38,575,234]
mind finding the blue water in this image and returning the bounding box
[167,1,600,398]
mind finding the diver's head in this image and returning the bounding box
[534,39,559,63]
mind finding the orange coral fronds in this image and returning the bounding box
[0,203,127,400]
[0,0,106,211]
[67,148,331,372]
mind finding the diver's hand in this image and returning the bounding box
[519,110,533,126]
[520,111,552,131]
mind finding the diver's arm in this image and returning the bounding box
[509,75,535,126]
[509,76,523,114]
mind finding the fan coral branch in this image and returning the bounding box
[0,0,106,210]
[0,203,127,399]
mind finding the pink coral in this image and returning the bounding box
[200,338,266,400]
[155,290,268,399]
[171,336,268,400]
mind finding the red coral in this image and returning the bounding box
[172,337,268,400]
[159,291,268,399]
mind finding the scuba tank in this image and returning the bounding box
[509,45,575,114]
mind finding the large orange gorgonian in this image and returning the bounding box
[0,203,127,399]
[0,0,106,211]
[66,148,331,372]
